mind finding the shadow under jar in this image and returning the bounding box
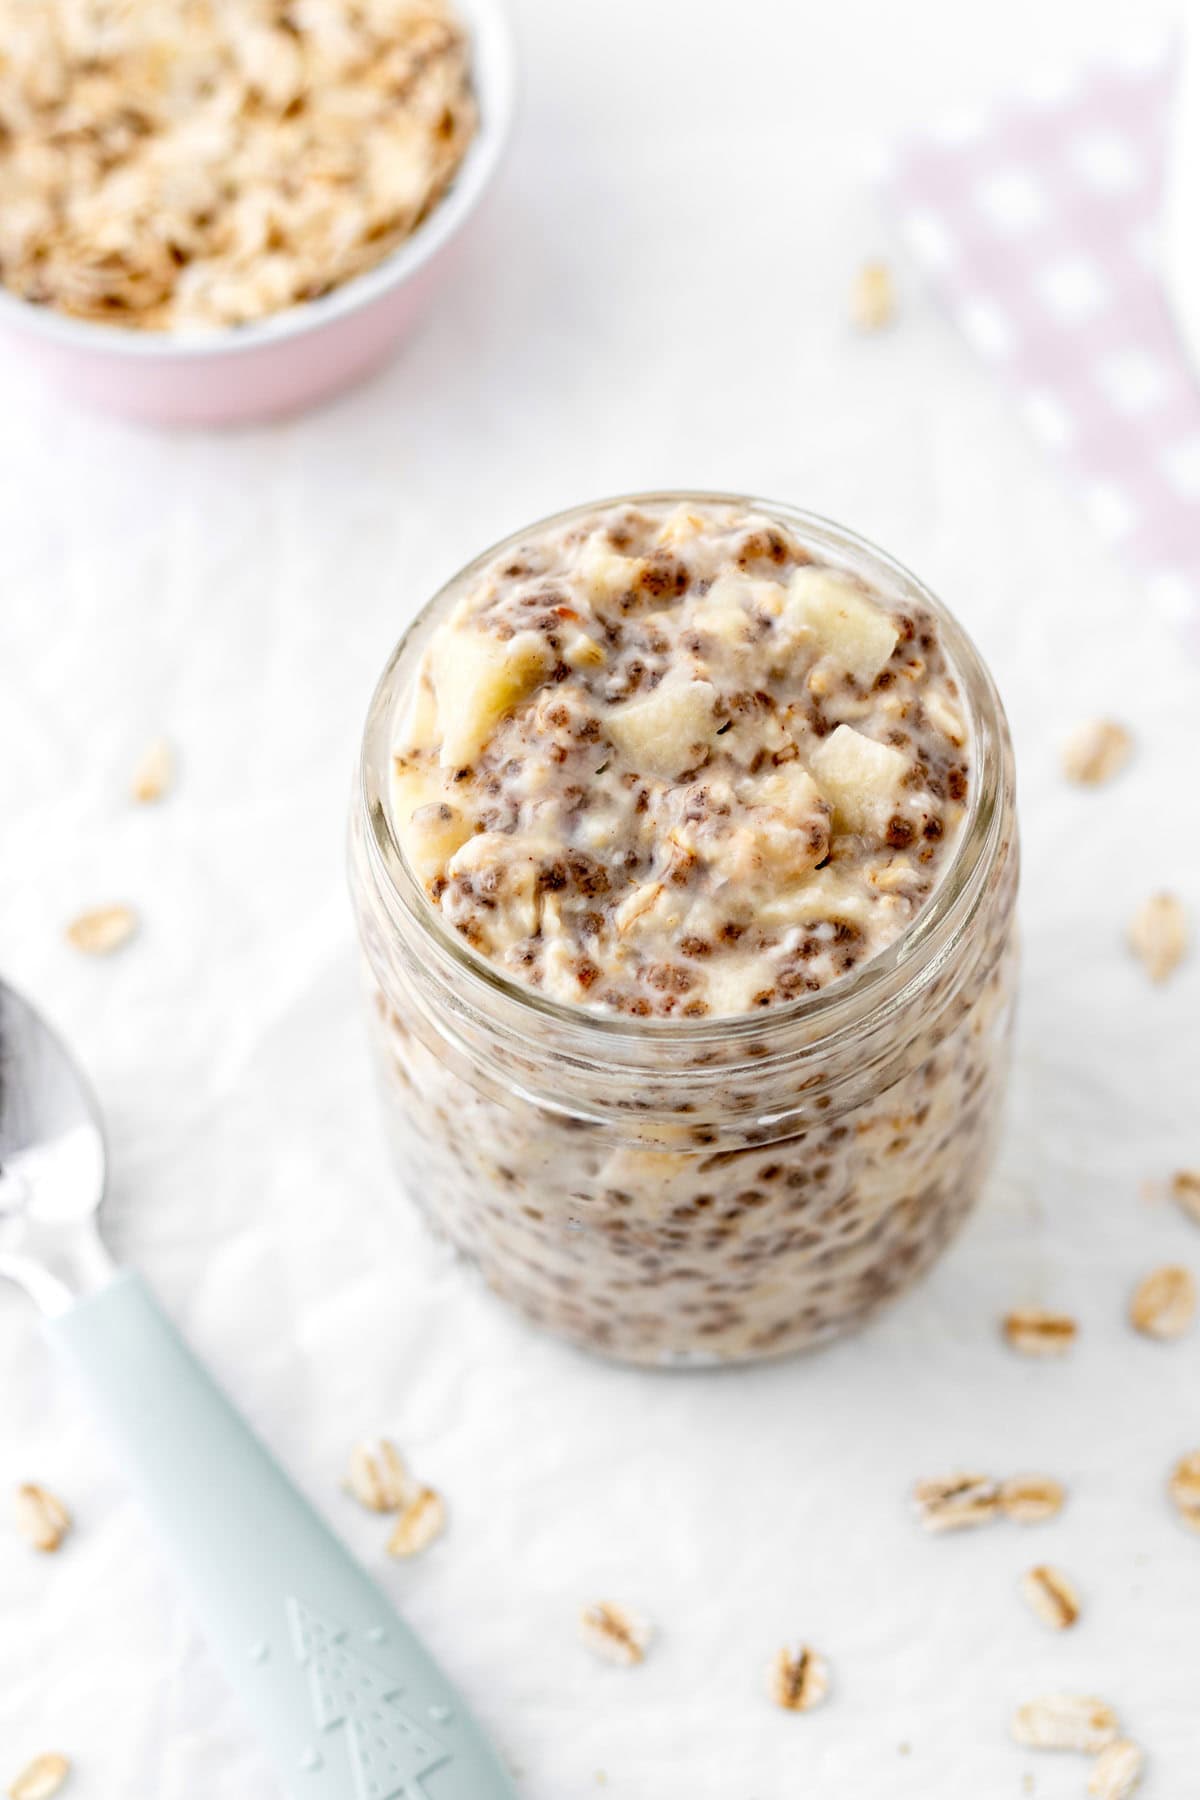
[350,495,1019,1366]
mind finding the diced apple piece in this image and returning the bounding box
[702,955,778,1015]
[391,759,442,826]
[579,536,643,602]
[810,724,908,830]
[607,673,717,781]
[394,668,439,754]
[432,628,549,768]
[786,567,898,683]
[401,802,475,884]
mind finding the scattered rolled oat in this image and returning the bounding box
[1019,1564,1081,1631]
[1088,1739,1145,1799]
[1129,1264,1196,1340]
[1168,1449,1200,1532]
[386,1485,446,1558]
[7,1755,70,1800]
[1061,718,1133,786]
[768,1643,831,1712]
[1128,892,1189,984]
[913,1472,1001,1532]
[14,1484,71,1554]
[1012,1694,1120,1753]
[850,261,896,331]
[579,1602,652,1668]
[130,737,174,804]
[1000,1474,1066,1524]
[1003,1309,1078,1356]
[345,1438,417,1513]
[0,0,477,331]
[1170,1169,1200,1227]
[64,904,138,956]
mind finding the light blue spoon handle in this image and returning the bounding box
[47,1270,518,1800]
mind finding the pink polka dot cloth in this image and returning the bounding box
[878,37,1200,649]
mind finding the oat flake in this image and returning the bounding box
[345,1438,416,1513]
[14,1484,71,1553]
[1170,1169,1200,1227]
[131,737,174,803]
[1088,1739,1145,1800]
[1168,1449,1200,1532]
[1002,1309,1078,1356]
[387,1486,446,1557]
[1061,718,1133,786]
[579,1602,652,1668]
[65,904,138,956]
[1012,1693,1120,1753]
[768,1644,831,1712]
[1128,892,1189,983]
[1019,1564,1081,1631]
[999,1474,1065,1524]
[7,1755,70,1800]
[1129,1264,1196,1340]
[850,261,896,331]
[913,1472,1001,1532]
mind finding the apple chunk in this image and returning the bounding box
[786,567,898,683]
[810,724,908,830]
[402,802,475,884]
[432,628,550,768]
[607,673,717,781]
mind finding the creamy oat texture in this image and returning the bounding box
[391,501,971,1017]
[353,498,1018,1364]
[0,0,475,330]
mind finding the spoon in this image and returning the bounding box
[0,979,518,1800]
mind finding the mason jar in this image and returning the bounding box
[349,496,1019,1366]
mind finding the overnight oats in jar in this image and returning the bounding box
[350,495,1019,1365]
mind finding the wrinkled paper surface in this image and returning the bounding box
[1,1,1196,1792]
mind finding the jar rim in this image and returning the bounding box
[357,490,1011,1059]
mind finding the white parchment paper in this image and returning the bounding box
[1,0,1196,1794]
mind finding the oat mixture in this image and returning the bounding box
[353,497,1019,1363]
[391,501,971,1017]
[0,0,476,330]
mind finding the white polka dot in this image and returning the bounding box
[1085,480,1139,541]
[1096,347,1171,415]
[974,168,1047,234]
[1162,436,1200,499]
[930,106,990,147]
[1039,256,1110,323]
[1146,569,1200,626]
[957,297,1016,359]
[1069,130,1143,195]
[1128,221,1160,274]
[899,209,956,274]
[1111,28,1171,76]
[1021,65,1080,107]
[1023,390,1075,450]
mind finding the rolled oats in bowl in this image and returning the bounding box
[351,495,1020,1365]
[0,0,477,331]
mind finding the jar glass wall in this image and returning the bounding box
[350,496,1019,1366]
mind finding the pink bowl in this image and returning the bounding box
[0,0,515,427]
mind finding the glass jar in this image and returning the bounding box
[350,495,1019,1366]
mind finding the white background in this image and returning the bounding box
[2,0,1198,1793]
